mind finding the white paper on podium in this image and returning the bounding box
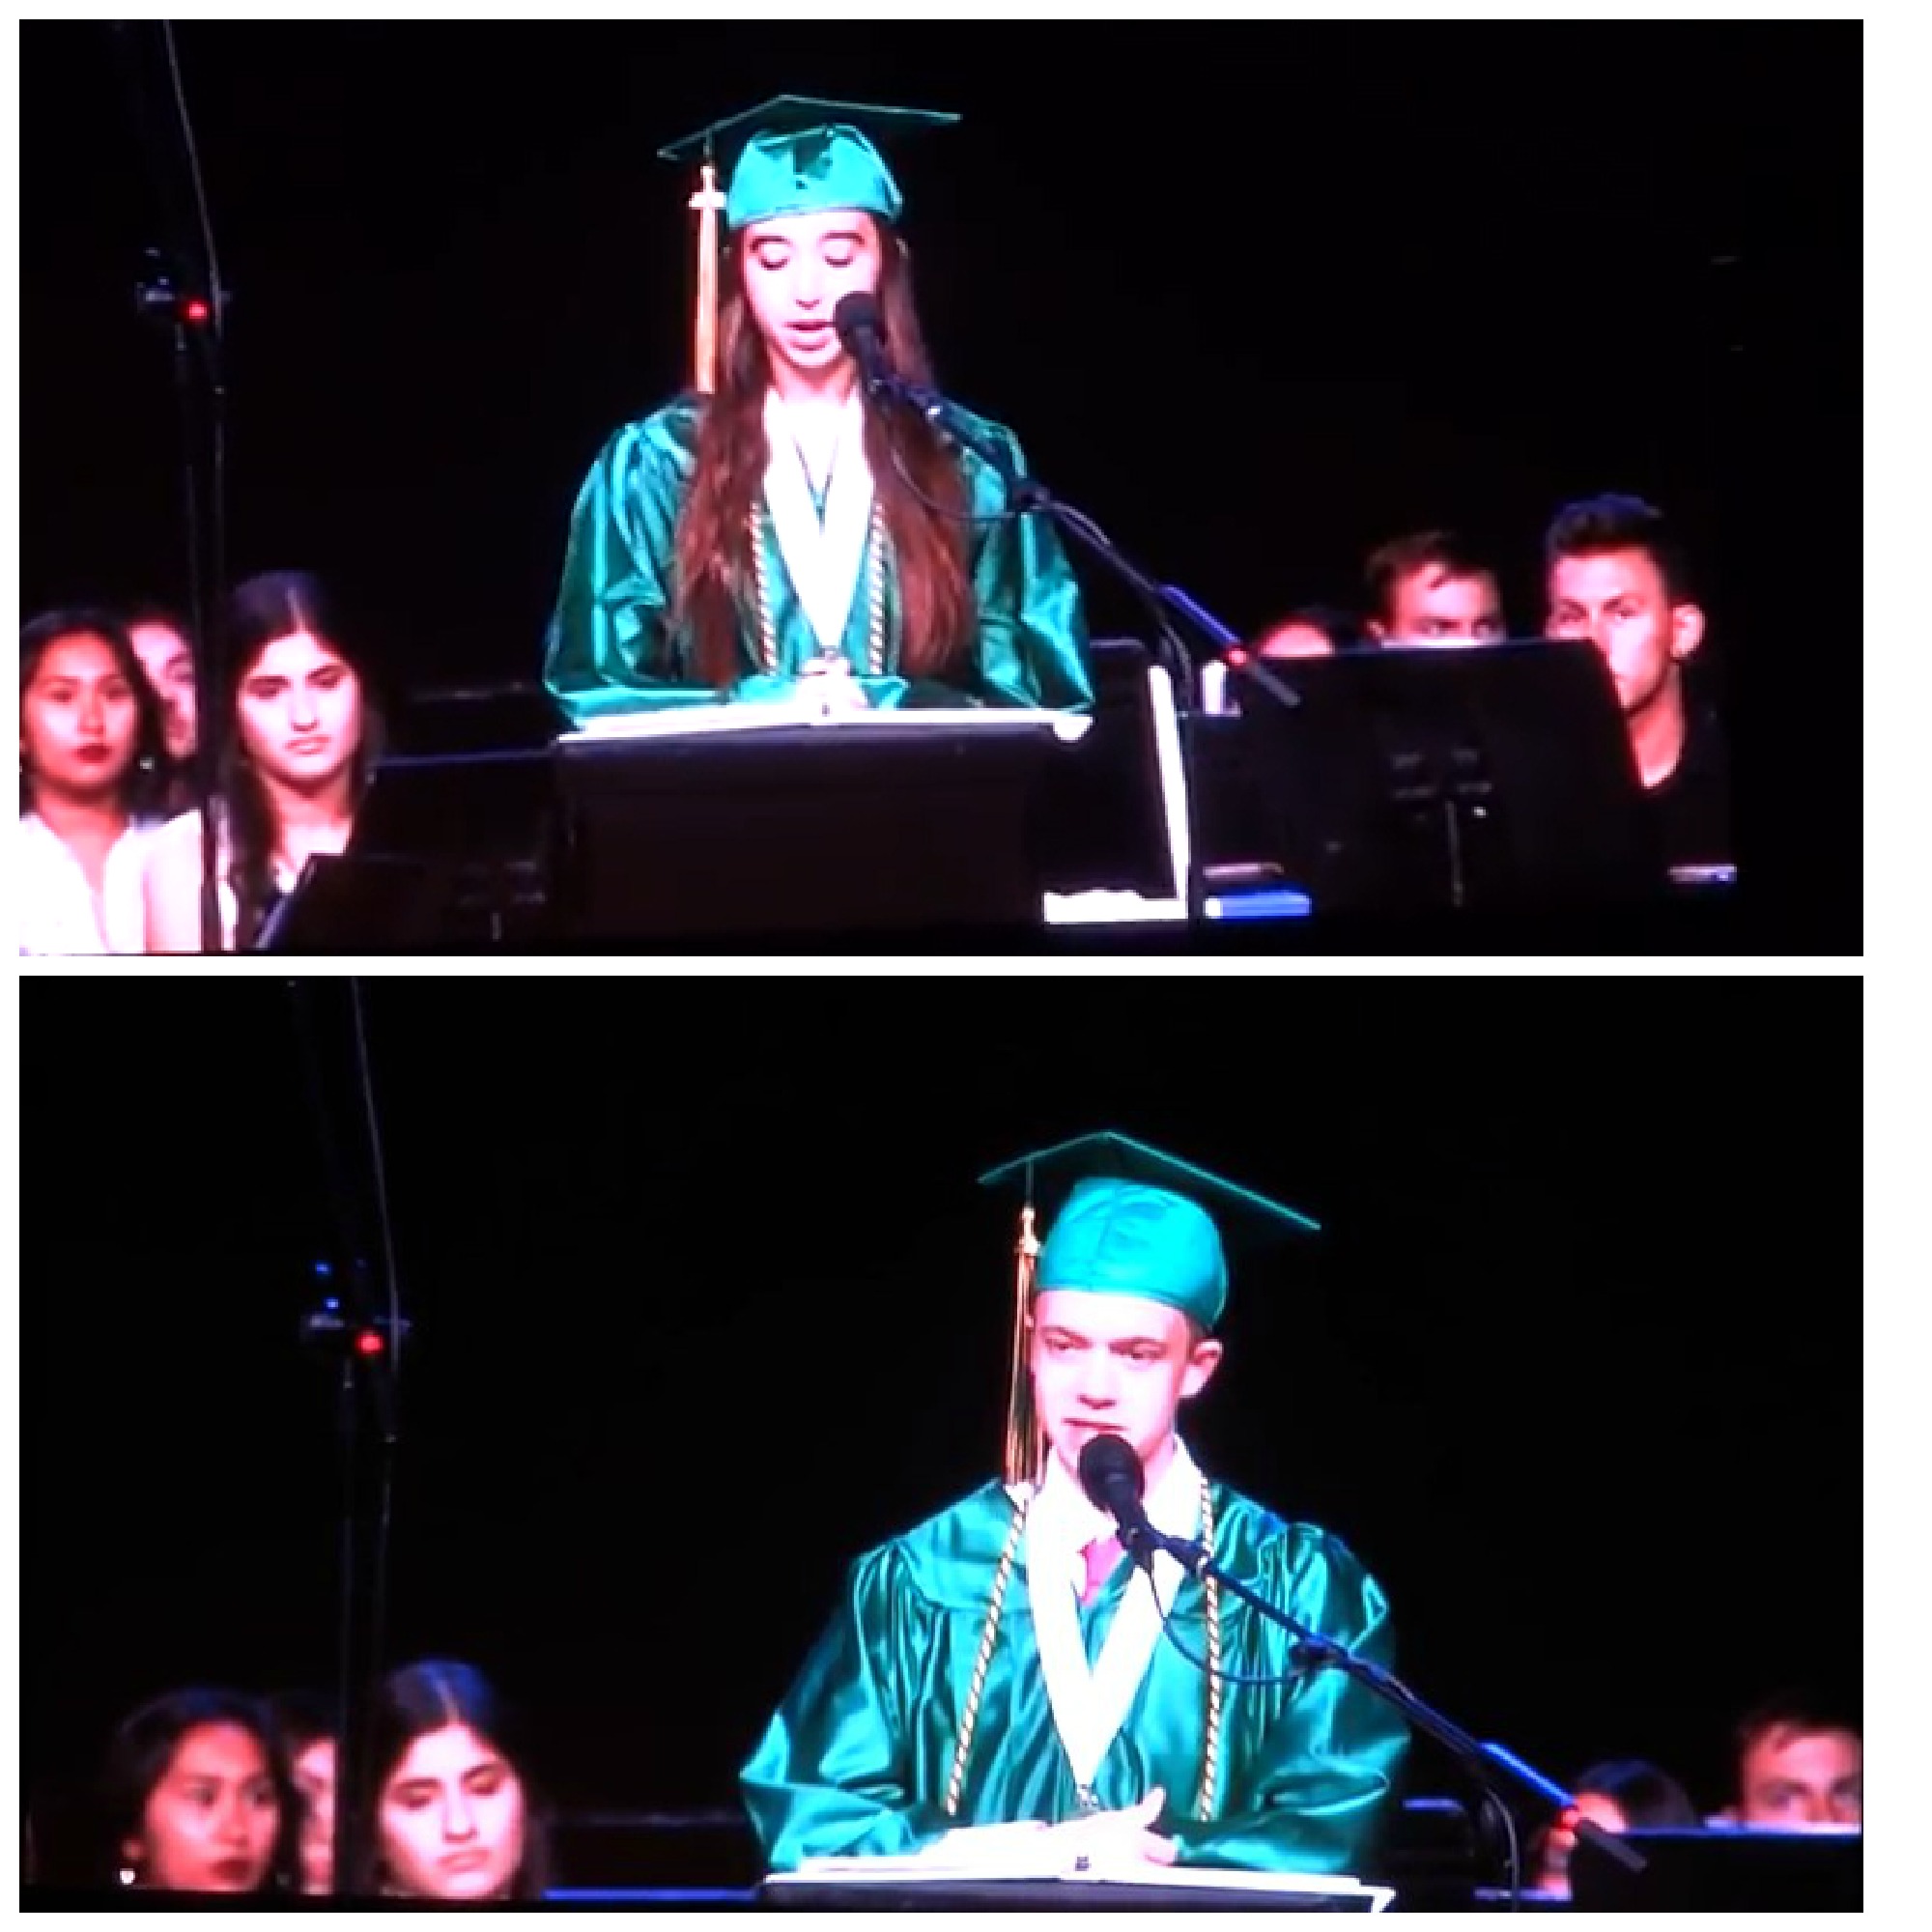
[562,704,1093,745]
[1041,890,1189,924]
[769,1850,1394,1911]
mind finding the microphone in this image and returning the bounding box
[833,291,896,399]
[1076,1433,1158,1567]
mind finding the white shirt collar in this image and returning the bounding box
[1028,1435,1203,1597]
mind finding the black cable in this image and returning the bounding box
[1151,1572,1527,1905]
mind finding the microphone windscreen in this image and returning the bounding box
[834,290,884,351]
[1077,1432,1144,1511]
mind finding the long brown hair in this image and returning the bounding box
[672,227,975,689]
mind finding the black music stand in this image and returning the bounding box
[1217,639,1665,913]
[384,678,561,758]
[1035,638,1179,899]
[254,853,441,953]
[339,746,559,948]
[553,712,1079,944]
[1569,1827,1861,1912]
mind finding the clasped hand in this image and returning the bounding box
[797,655,871,713]
[1045,1787,1176,1873]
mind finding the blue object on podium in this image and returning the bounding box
[553,707,1088,943]
[1207,886,1314,922]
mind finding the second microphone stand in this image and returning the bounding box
[869,367,1243,924]
[1123,1516,1648,1897]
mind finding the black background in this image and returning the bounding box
[23,976,1861,1853]
[21,20,1856,696]
[17,17,1862,1862]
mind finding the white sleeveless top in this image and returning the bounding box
[15,814,158,955]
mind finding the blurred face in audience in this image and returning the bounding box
[1739,1723,1862,1829]
[235,631,364,794]
[1256,619,1335,661]
[127,1721,279,1892]
[292,1734,336,1894]
[378,1721,526,1900]
[1376,565,1504,645]
[130,620,199,763]
[20,633,142,808]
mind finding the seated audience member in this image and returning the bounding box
[1363,530,1506,646]
[365,1659,550,1901]
[1257,602,1365,659]
[1205,603,1364,710]
[99,1687,298,1892]
[144,569,384,952]
[17,609,171,954]
[1530,1756,1701,1896]
[1543,493,1730,870]
[268,1690,338,1895]
[1724,1690,1861,1830]
[123,601,200,811]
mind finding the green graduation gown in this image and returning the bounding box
[542,395,1094,723]
[740,1476,1410,1874]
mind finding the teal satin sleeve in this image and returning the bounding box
[740,1543,954,1867]
[962,421,1094,712]
[542,410,721,723]
[1163,1515,1409,1873]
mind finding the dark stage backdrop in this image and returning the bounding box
[23,978,1859,1849]
[20,20,1854,701]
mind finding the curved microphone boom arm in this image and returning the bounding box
[834,292,1238,920]
[1075,1434,1647,1901]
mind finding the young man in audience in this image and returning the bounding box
[1363,530,1507,646]
[1724,1690,1862,1830]
[1543,492,1731,872]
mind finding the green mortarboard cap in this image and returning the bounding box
[978,1131,1318,1333]
[657,94,960,233]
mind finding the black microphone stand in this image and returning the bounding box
[868,367,1224,925]
[1126,1519,1648,1897]
[290,980,408,1898]
[298,1261,404,1897]
[117,23,229,953]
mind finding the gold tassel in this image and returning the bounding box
[1002,1202,1044,1487]
[690,158,724,394]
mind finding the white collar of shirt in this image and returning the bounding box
[1020,1435,1204,1797]
[761,387,874,660]
[1027,1434,1204,1592]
